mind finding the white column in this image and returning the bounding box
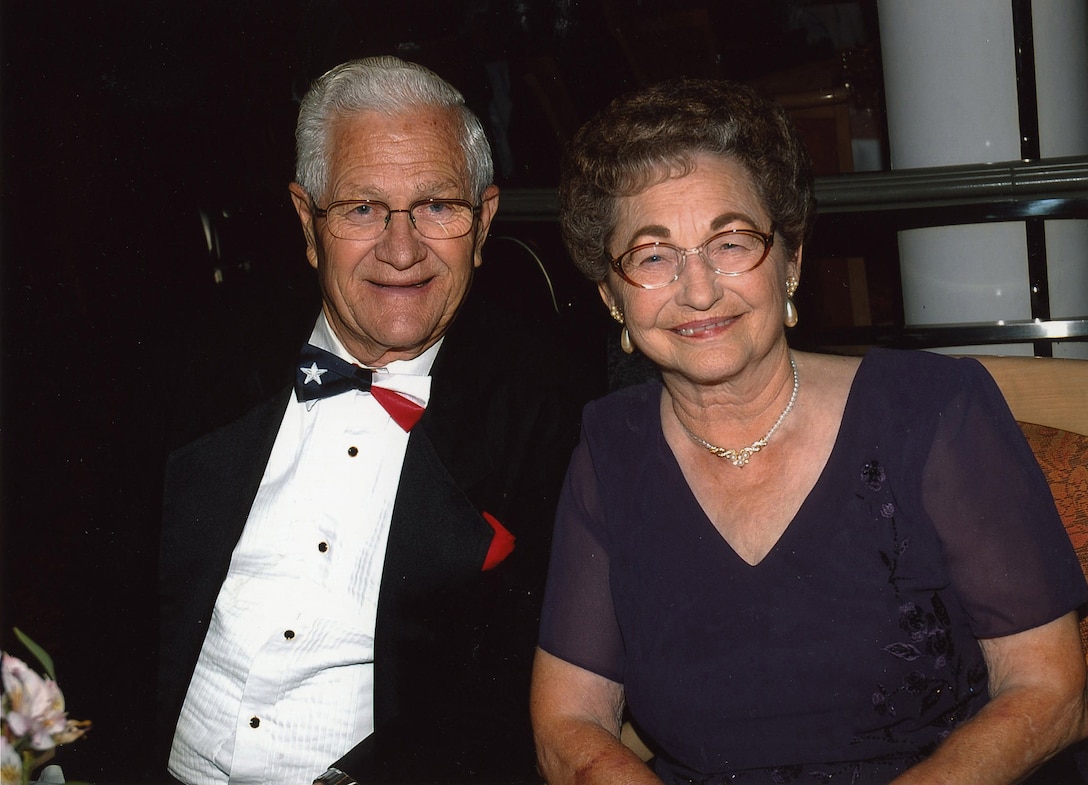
[1034,1,1088,359]
[877,0,1088,357]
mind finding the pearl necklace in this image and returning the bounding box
[677,353,800,468]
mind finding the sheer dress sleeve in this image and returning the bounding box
[538,421,626,683]
[917,357,1088,639]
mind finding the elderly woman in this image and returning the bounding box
[530,79,1088,784]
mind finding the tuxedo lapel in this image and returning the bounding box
[372,425,496,713]
[157,388,288,758]
[369,307,508,728]
[378,301,511,592]
[340,299,585,781]
[161,389,288,601]
[385,429,495,586]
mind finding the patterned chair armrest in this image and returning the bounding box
[1018,422,1088,653]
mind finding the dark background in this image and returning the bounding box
[0,2,873,780]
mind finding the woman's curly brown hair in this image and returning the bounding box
[559,78,816,282]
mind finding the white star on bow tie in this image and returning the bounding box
[300,362,328,385]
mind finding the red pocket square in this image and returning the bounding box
[481,511,516,571]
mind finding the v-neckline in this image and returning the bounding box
[654,354,872,567]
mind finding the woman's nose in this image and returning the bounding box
[675,250,722,307]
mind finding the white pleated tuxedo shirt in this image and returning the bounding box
[169,315,438,785]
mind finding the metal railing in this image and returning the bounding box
[497,155,1088,220]
[495,155,1088,351]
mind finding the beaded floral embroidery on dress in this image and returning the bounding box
[853,460,988,757]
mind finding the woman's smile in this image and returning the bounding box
[672,315,739,338]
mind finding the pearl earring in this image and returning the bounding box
[785,277,799,328]
[609,305,634,354]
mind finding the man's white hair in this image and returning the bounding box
[295,56,494,203]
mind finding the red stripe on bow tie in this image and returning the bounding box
[370,386,426,431]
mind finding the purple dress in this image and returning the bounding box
[539,349,1088,784]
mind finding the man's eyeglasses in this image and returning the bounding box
[313,198,482,241]
[611,226,776,289]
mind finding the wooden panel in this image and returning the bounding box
[968,355,1088,436]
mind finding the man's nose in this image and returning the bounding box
[375,210,426,268]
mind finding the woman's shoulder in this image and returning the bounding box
[584,378,662,416]
[836,349,1007,442]
[856,347,992,398]
[582,379,664,441]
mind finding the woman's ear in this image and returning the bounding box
[597,280,617,313]
[788,243,804,284]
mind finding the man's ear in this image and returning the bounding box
[473,185,501,268]
[288,182,320,270]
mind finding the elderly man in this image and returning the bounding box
[158,57,595,785]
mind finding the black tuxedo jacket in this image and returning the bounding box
[157,299,601,783]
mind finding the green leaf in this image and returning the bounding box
[12,628,56,680]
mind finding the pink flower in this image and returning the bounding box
[1,654,78,752]
[1,736,22,785]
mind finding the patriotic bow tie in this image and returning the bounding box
[295,344,428,431]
